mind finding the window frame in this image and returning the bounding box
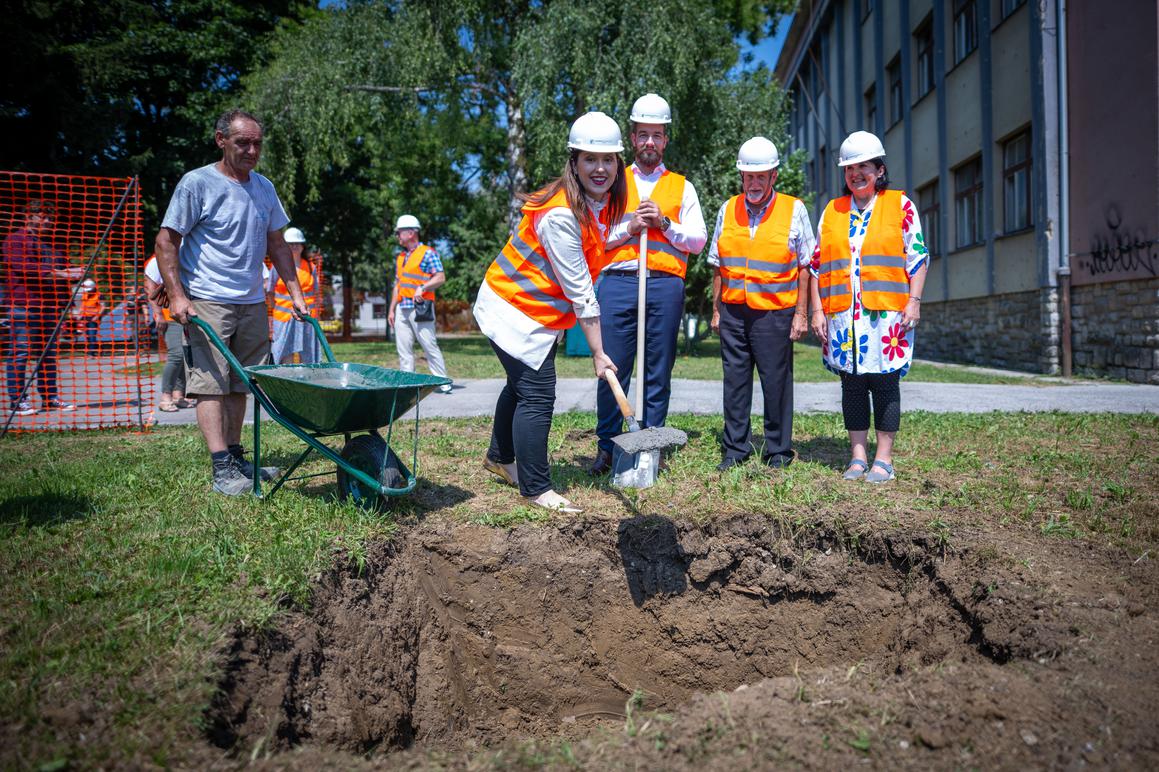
[954,157,984,249]
[887,55,903,126]
[953,0,978,64]
[1002,130,1033,233]
[1001,0,1026,20]
[917,179,941,258]
[864,84,877,133]
[913,16,934,100]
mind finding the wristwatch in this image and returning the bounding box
[661,216,672,232]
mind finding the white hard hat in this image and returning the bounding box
[837,131,887,166]
[629,93,672,124]
[395,214,421,231]
[567,112,624,153]
[81,279,96,291]
[736,136,780,172]
[284,226,306,244]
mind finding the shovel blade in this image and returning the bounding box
[611,446,660,489]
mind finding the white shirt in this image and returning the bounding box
[706,192,817,269]
[603,162,707,273]
[474,199,607,369]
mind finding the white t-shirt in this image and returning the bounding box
[160,163,289,303]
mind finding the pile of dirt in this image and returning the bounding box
[206,516,1159,768]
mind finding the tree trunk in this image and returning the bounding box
[504,92,528,233]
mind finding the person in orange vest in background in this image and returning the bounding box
[388,214,452,393]
[73,278,106,353]
[473,111,625,513]
[268,227,320,364]
[589,93,707,476]
[808,131,930,484]
[708,137,816,472]
[144,254,194,411]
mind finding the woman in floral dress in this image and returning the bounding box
[809,131,929,483]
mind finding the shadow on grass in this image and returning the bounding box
[795,435,852,471]
[0,492,91,528]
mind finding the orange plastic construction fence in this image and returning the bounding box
[1,171,153,434]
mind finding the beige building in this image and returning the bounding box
[776,0,1159,381]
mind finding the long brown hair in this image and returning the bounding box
[522,151,627,231]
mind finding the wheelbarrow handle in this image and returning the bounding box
[603,370,634,421]
[302,315,337,363]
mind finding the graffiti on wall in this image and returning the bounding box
[1072,204,1159,285]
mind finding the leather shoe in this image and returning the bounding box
[588,449,613,476]
[764,449,799,469]
[716,455,750,472]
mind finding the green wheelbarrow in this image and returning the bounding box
[188,315,450,510]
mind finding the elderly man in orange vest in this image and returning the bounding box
[73,278,106,353]
[268,227,320,364]
[589,93,707,475]
[708,137,816,472]
[388,214,452,393]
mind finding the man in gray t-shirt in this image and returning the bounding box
[154,108,308,496]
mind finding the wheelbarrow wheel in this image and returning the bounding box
[336,433,409,511]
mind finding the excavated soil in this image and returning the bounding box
[206,516,1159,768]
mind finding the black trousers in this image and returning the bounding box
[719,303,795,462]
[487,339,557,498]
[839,371,901,432]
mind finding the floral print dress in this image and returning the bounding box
[812,192,928,377]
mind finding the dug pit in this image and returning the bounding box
[208,515,1044,760]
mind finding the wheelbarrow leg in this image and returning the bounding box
[252,393,262,497]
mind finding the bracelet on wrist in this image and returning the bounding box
[909,296,921,302]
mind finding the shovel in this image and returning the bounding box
[603,370,687,490]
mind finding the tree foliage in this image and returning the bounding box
[245,0,799,314]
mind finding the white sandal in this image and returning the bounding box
[526,490,583,514]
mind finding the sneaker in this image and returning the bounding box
[212,460,253,496]
[229,448,278,482]
[47,399,76,412]
[11,400,35,417]
[437,384,453,394]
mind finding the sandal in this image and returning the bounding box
[174,398,196,409]
[843,458,869,481]
[866,460,896,484]
[526,490,583,514]
[158,401,179,412]
[482,456,519,488]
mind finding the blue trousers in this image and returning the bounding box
[595,272,684,454]
[5,307,59,405]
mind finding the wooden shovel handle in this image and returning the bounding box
[603,370,634,420]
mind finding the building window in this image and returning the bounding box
[914,17,934,99]
[1001,0,1026,19]
[954,158,984,248]
[1003,130,1033,232]
[917,180,940,257]
[864,84,876,132]
[954,0,978,64]
[887,55,903,126]
[818,146,828,196]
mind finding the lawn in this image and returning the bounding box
[1,411,1156,766]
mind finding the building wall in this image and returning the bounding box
[920,287,1060,374]
[1071,279,1159,384]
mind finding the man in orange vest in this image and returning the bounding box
[388,214,452,392]
[268,227,320,364]
[73,278,106,353]
[708,137,816,471]
[589,93,707,475]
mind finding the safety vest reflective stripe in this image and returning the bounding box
[396,244,434,300]
[606,168,689,278]
[484,188,608,329]
[716,192,800,311]
[818,190,909,313]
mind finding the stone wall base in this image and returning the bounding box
[1071,277,1159,384]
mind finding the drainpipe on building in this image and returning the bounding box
[1057,0,1073,376]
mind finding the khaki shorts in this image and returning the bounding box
[184,300,270,396]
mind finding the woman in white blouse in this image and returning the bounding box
[810,131,930,483]
[473,112,626,513]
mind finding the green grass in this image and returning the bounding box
[2,411,1156,766]
[328,335,1043,384]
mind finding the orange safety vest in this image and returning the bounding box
[395,244,435,302]
[484,188,610,330]
[716,192,801,311]
[80,291,103,318]
[271,259,317,323]
[605,168,689,278]
[818,190,910,314]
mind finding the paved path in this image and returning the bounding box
[150,375,1159,427]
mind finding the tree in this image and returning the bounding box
[244,0,800,319]
[1,0,313,224]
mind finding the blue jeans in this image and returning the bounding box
[5,306,59,405]
[594,272,685,454]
